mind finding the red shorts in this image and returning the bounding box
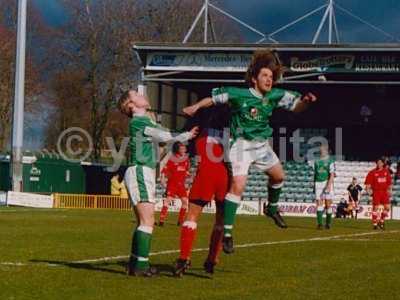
[372,190,390,206]
[166,185,188,198]
[189,167,229,202]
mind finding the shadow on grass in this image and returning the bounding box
[30,259,126,275]
[28,259,212,279]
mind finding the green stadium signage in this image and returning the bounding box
[289,54,400,73]
[146,52,400,73]
[290,55,355,72]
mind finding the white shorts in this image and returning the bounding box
[124,165,156,206]
[315,181,335,201]
[229,138,280,177]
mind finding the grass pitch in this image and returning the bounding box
[1,206,400,300]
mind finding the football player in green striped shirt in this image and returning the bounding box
[313,144,336,229]
[183,50,317,253]
[119,90,198,277]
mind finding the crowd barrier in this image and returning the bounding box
[53,193,132,210]
[3,192,400,220]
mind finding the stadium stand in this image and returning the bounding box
[297,128,329,158]
[156,159,400,206]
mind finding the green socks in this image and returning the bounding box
[326,207,333,226]
[223,193,241,237]
[129,229,138,266]
[317,207,332,226]
[317,207,324,225]
[267,183,283,214]
[133,225,153,270]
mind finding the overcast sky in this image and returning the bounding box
[31,0,400,43]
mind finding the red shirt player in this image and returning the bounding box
[174,106,230,277]
[189,129,229,206]
[158,142,190,226]
[365,157,392,229]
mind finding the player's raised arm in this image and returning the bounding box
[183,97,214,116]
[292,92,317,113]
[144,126,199,143]
[364,172,373,195]
[274,89,317,113]
[326,166,335,193]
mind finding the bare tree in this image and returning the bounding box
[0,0,44,152]
[44,0,243,160]
[43,0,142,159]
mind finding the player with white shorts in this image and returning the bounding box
[183,50,318,253]
[313,144,336,229]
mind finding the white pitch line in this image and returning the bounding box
[0,209,58,213]
[0,262,29,266]
[71,230,399,265]
[1,230,399,267]
[333,238,400,242]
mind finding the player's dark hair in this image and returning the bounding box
[183,105,230,157]
[172,142,183,154]
[245,50,284,87]
[376,157,385,164]
[184,105,230,133]
[382,156,391,166]
[118,90,131,111]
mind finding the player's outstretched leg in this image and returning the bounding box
[174,221,196,277]
[126,203,158,277]
[222,193,241,254]
[126,228,138,275]
[264,183,287,228]
[174,219,198,277]
[372,209,379,230]
[204,204,224,274]
[158,198,170,226]
[205,226,223,274]
[127,225,158,277]
[177,197,188,226]
[379,206,389,230]
[316,203,324,230]
[325,207,332,229]
[325,201,333,229]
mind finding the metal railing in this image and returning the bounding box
[53,194,132,210]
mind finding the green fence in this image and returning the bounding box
[0,155,85,194]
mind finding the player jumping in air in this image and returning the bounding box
[118,90,198,277]
[158,142,190,227]
[183,50,317,254]
[365,157,392,230]
[173,105,230,276]
[313,144,336,229]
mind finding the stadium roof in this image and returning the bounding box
[134,43,400,86]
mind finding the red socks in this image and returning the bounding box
[372,211,379,226]
[179,221,197,260]
[159,205,168,224]
[380,210,388,223]
[160,206,187,225]
[179,222,224,265]
[178,208,187,225]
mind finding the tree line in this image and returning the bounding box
[0,0,240,160]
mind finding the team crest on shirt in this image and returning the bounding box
[250,107,258,118]
[245,107,263,121]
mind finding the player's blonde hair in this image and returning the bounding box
[245,50,284,87]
